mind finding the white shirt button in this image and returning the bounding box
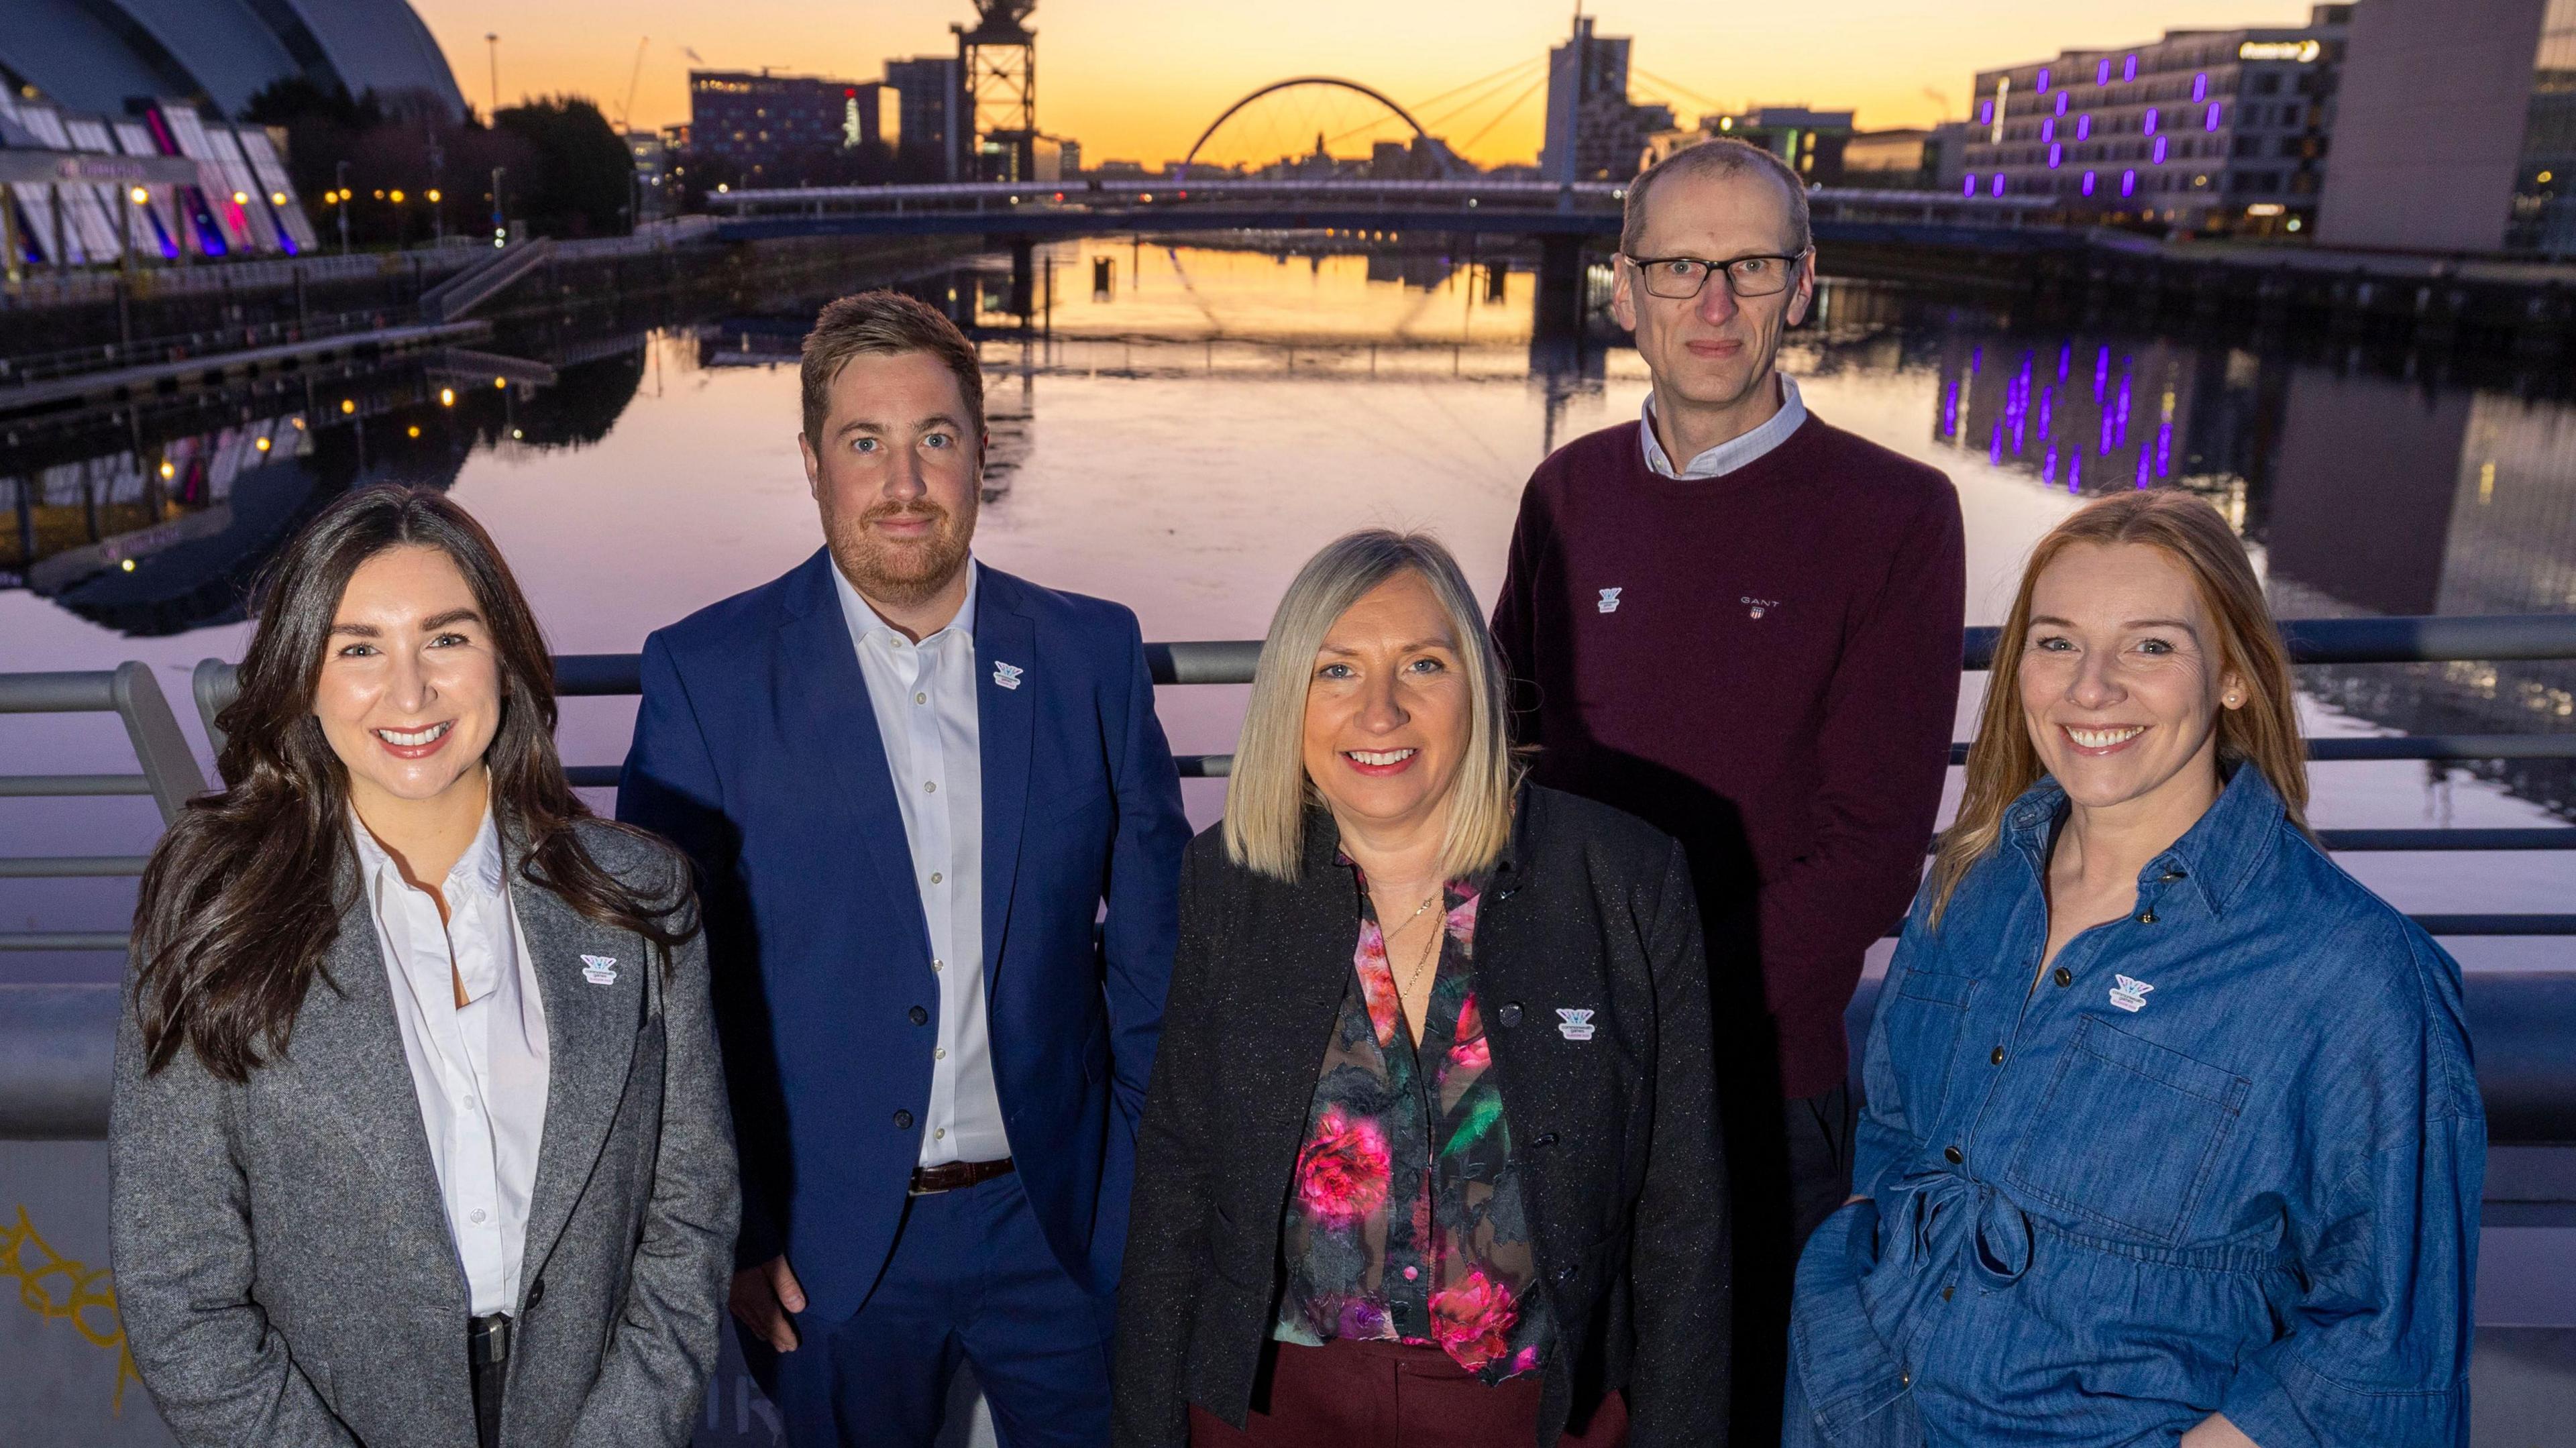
[915,691,928,705]
[461,1096,477,1111]
[930,871,943,884]
[470,1209,488,1225]
[932,958,945,971]
[934,1127,946,1140]
[936,1048,947,1060]
[924,780,937,793]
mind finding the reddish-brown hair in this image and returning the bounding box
[798,290,985,448]
[1930,490,2307,926]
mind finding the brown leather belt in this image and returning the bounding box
[908,1157,1015,1196]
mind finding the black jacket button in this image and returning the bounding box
[2052,966,2074,988]
[1944,1145,1964,1165]
[1990,1046,2005,1066]
[909,1005,929,1025]
[894,1109,914,1129]
[1529,1131,1558,1148]
[2137,910,2157,925]
[525,1277,544,1309]
[1555,1264,1578,1283]
[1496,1002,1523,1028]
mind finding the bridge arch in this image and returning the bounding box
[1179,77,1455,180]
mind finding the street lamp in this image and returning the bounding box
[335,160,350,253]
[490,166,508,247]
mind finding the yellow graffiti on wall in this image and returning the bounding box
[3,1204,140,1414]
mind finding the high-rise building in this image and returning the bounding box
[1540,17,1676,182]
[2318,0,2576,254]
[688,70,891,182]
[885,56,966,181]
[1957,5,2353,235]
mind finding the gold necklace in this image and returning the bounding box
[1391,889,1444,1001]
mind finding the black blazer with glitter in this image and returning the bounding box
[1112,785,1730,1448]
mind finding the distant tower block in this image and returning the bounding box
[955,1,1038,182]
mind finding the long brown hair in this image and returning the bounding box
[131,486,697,1081]
[1928,490,2307,927]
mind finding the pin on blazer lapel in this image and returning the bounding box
[977,572,1036,994]
[513,865,644,1282]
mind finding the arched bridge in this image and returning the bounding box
[1177,76,1457,180]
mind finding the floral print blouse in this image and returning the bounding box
[1273,865,1553,1382]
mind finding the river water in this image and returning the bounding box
[3,237,2573,981]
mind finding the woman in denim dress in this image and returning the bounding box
[1785,490,2483,1448]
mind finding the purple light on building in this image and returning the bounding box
[2068,454,2082,492]
[2099,411,2114,455]
[1972,345,1983,374]
[1943,379,1960,435]
[2115,370,2133,445]
[2144,107,2159,135]
[2157,421,2172,476]
[2082,170,2097,196]
[2206,103,2222,131]
[2039,384,2054,439]
[2153,135,2169,164]
[2077,114,2092,140]
[2192,72,2208,102]
[2097,58,2111,85]
[2122,168,2137,197]
[1964,173,1978,197]
[2038,66,2051,92]
[2094,345,2110,398]
[2043,445,2059,484]
[1980,99,1994,124]
[1992,173,2006,197]
[2041,117,2055,143]
[1990,418,2005,464]
[2049,143,2063,168]
[2123,54,2137,82]
[2135,449,2152,488]
[2056,91,2069,117]
[2057,341,2072,382]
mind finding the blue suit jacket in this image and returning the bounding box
[617,551,1189,1316]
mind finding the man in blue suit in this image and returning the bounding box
[619,290,1189,1447]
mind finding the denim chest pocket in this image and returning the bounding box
[2004,1016,2250,1244]
[1886,967,1980,1125]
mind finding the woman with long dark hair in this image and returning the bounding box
[111,485,738,1448]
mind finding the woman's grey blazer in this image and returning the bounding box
[109,820,739,1448]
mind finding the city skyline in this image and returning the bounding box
[408,0,2328,168]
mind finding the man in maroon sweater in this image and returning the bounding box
[1491,139,1964,1436]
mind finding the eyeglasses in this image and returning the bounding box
[1623,250,1808,300]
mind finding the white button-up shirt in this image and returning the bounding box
[1639,372,1810,478]
[833,560,1011,1167]
[351,805,549,1318]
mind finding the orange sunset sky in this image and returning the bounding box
[408,0,2327,168]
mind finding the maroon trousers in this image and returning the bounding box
[1187,1338,1630,1448]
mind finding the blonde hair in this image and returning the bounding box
[1224,531,1519,883]
[1930,491,2307,926]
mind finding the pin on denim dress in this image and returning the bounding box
[1786,766,2484,1448]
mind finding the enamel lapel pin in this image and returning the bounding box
[1556,1007,1597,1041]
[992,661,1024,691]
[1596,588,1623,614]
[581,954,619,986]
[2109,974,2155,1013]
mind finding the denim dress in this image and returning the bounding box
[1785,766,2485,1448]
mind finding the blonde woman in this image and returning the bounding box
[1112,531,1729,1447]
[1786,491,2483,1448]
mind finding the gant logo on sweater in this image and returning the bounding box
[1741,596,1778,620]
[1597,588,1623,614]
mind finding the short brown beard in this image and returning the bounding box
[824,496,976,610]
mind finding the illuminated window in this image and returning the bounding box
[1964,173,1978,196]
[2123,55,2138,82]
[2154,135,2169,164]
[2078,114,2092,140]
[2049,143,2063,169]
[2037,66,2051,92]
[2083,170,2097,195]
[2097,58,2112,85]
[2145,107,2159,135]
[2122,168,2137,197]
[2206,103,2223,131]
[2056,91,2069,117]
[1992,173,2006,197]
[2192,72,2208,102]
[2042,118,2055,143]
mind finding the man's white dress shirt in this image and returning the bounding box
[352,804,549,1318]
[1639,372,1810,478]
[834,559,1012,1168]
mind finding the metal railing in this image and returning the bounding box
[0,663,205,951]
[3,614,2574,1144]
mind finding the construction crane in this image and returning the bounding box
[618,37,650,132]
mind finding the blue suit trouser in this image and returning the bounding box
[747,1172,1112,1448]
